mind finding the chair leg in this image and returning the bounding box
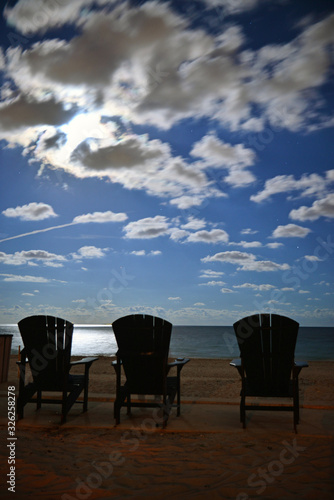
[61,390,68,424]
[83,378,89,413]
[240,395,246,428]
[162,395,170,429]
[37,390,42,410]
[295,388,300,424]
[293,378,299,432]
[114,400,121,425]
[17,384,37,420]
[17,397,24,420]
[176,367,181,416]
[127,394,131,415]
[293,394,299,433]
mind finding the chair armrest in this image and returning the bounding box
[70,356,99,367]
[111,357,123,377]
[16,347,27,365]
[111,358,122,367]
[167,358,190,377]
[293,360,308,377]
[230,358,243,377]
[294,361,308,368]
[168,358,190,369]
[16,360,27,366]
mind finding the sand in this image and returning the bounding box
[1,355,334,499]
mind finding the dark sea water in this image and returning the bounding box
[1,324,333,361]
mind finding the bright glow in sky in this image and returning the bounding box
[0,0,334,326]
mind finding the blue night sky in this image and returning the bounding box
[0,0,333,326]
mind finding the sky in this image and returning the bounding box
[0,0,333,327]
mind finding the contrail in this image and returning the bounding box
[0,222,76,243]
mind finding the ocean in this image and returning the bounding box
[1,324,333,361]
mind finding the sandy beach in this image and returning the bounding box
[1,355,334,499]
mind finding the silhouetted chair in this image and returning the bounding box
[230,313,308,432]
[17,315,98,423]
[112,314,189,428]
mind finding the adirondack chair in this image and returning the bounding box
[230,314,308,432]
[112,314,189,428]
[17,315,98,423]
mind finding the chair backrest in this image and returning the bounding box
[112,314,172,395]
[18,315,74,390]
[233,314,299,395]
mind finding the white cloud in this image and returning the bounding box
[181,217,206,230]
[169,229,189,242]
[2,202,58,221]
[202,0,266,15]
[187,229,229,244]
[199,269,225,278]
[220,288,235,293]
[191,134,255,169]
[0,250,66,266]
[72,210,128,224]
[72,246,107,259]
[202,250,255,264]
[230,240,262,248]
[168,296,181,301]
[130,250,161,257]
[130,250,146,256]
[304,255,322,262]
[199,280,226,286]
[0,273,65,283]
[289,193,334,221]
[4,0,114,34]
[190,134,256,187]
[251,171,333,203]
[123,216,170,239]
[169,195,210,210]
[266,242,284,249]
[44,261,64,268]
[0,95,77,133]
[241,228,258,235]
[236,260,290,272]
[201,250,290,271]
[271,224,312,238]
[0,48,5,69]
[248,14,334,132]
[233,283,276,291]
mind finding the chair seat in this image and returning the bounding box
[243,379,294,398]
[68,374,86,385]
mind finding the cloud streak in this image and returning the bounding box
[0,209,128,243]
